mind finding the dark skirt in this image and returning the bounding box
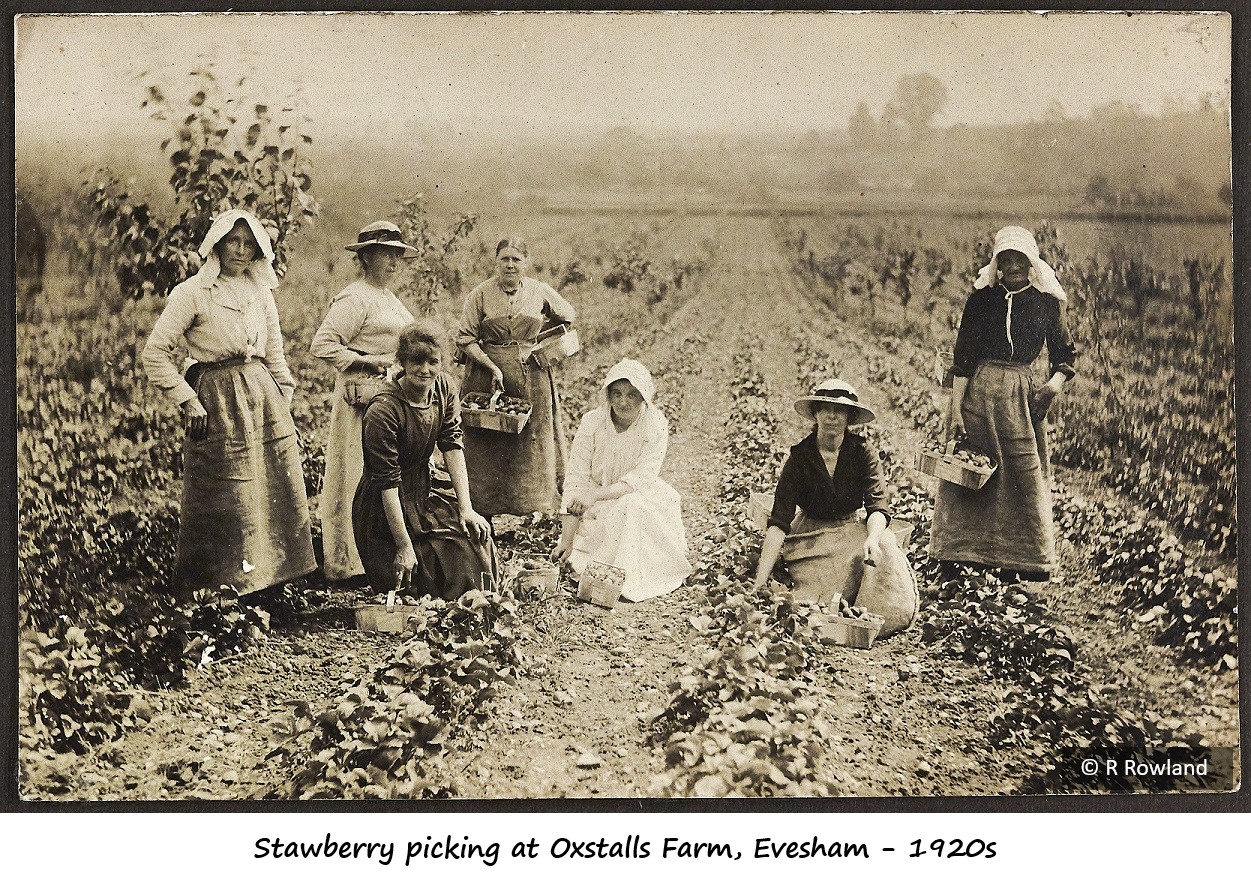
[461,341,567,516]
[177,359,316,594]
[353,476,499,601]
[929,361,1056,572]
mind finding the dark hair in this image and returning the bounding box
[354,243,387,273]
[396,319,447,364]
[495,236,528,257]
[215,218,260,258]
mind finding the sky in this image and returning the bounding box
[14,10,1232,143]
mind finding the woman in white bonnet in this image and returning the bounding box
[142,209,316,596]
[929,225,1079,582]
[553,359,692,602]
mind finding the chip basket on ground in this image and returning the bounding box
[354,587,424,634]
[915,439,996,490]
[576,560,626,609]
[460,390,532,434]
[513,559,560,598]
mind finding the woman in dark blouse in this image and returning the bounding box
[929,226,1078,581]
[353,320,497,599]
[753,379,893,593]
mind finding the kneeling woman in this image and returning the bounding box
[353,321,497,599]
[553,359,692,602]
[753,379,901,598]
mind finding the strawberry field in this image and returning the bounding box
[16,207,1238,800]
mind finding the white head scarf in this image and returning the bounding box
[603,358,655,405]
[974,226,1067,302]
[193,208,280,290]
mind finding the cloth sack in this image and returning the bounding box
[855,528,919,637]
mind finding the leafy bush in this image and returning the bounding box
[271,588,521,799]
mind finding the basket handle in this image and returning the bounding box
[944,439,957,457]
[386,587,397,612]
[488,389,502,410]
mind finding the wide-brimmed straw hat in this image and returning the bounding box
[345,221,420,258]
[794,378,876,425]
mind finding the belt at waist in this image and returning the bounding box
[977,359,1033,371]
[200,355,256,370]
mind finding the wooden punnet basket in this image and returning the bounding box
[916,440,996,490]
[460,391,532,434]
[528,324,581,368]
[514,560,559,597]
[577,561,626,609]
[354,589,423,634]
[816,611,886,649]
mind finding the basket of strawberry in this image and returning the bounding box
[915,437,997,490]
[460,391,533,433]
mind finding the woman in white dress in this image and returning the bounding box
[310,221,418,582]
[553,359,692,602]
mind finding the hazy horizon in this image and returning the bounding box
[16,10,1231,146]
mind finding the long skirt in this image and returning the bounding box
[929,360,1056,572]
[177,360,316,594]
[318,373,366,580]
[568,478,692,602]
[782,512,914,607]
[353,478,499,601]
[461,342,567,516]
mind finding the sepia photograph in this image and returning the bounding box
[11,9,1238,803]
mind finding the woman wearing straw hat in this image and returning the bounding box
[930,225,1078,582]
[454,236,576,517]
[143,208,315,595]
[752,379,901,598]
[310,221,419,582]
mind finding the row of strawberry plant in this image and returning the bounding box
[648,353,841,797]
[267,587,523,799]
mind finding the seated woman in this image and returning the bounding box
[553,359,692,602]
[753,379,906,607]
[352,321,497,599]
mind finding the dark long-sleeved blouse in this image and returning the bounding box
[767,432,891,533]
[950,284,1078,380]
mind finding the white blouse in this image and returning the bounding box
[561,403,670,512]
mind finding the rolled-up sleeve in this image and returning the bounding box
[310,295,367,373]
[540,282,576,325]
[436,376,464,452]
[142,282,200,406]
[261,290,296,400]
[361,397,403,490]
[1047,301,1079,380]
[454,286,486,352]
[560,412,597,512]
[861,444,892,525]
[767,455,801,533]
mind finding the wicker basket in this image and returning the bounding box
[915,440,996,490]
[576,560,626,609]
[461,391,532,434]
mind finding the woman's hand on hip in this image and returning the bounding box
[360,353,394,373]
[182,396,209,439]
